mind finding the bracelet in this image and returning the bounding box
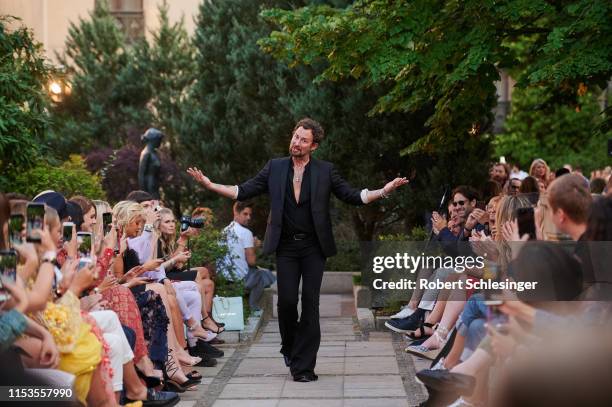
[143,224,154,233]
[380,189,390,199]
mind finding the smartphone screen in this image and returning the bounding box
[9,214,24,247]
[102,212,113,235]
[63,222,75,243]
[77,232,93,258]
[77,257,92,272]
[0,250,18,283]
[26,203,45,243]
[516,207,536,240]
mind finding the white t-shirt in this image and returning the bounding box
[218,221,254,280]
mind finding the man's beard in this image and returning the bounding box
[289,146,306,157]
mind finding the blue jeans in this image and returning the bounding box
[456,293,487,356]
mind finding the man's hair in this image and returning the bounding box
[293,118,324,144]
[548,174,591,224]
[233,201,253,214]
[555,167,571,178]
[589,178,606,194]
[451,185,480,202]
[125,190,153,203]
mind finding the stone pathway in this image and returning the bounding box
[175,294,427,407]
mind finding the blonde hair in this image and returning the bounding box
[113,201,144,228]
[529,158,550,184]
[495,195,533,272]
[535,193,562,241]
[157,208,177,256]
[44,206,60,230]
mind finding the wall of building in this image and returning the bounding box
[0,0,200,64]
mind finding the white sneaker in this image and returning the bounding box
[390,305,415,320]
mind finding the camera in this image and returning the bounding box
[180,216,205,232]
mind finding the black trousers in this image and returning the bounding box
[276,239,326,376]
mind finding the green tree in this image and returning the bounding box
[12,155,105,199]
[494,87,610,172]
[259,0,612,157]
[0,16,51,190]
[50,0,151,156]
[140,1,196,160]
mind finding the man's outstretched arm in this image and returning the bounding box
[187,161,270,200]
[330,164,409,205]
[187,167,239,199]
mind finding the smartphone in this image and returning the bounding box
[26,203,45,243]
[77,232,93,258]
[9,214,24,247]
[475,201,486,211]
[483,222,491,236]
[102,212,113,235]
[0,250,18,283]
[77,257,92,272]
[63,222,75,243]
[515,207,536,240]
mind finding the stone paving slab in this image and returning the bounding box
[196,294,424,407]
[344,375,407,397]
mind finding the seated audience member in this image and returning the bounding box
[217,202,276,314]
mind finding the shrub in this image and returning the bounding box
[10,155,105,199]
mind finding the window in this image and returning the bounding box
[100,0,144,43]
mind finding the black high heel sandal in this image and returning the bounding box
[405,322,437,342]
[202,315,225,334]
[162,349,199,393]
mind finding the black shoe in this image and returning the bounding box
[293,373,318,382]
[384,308,425,333]
[416,369,475,395]
[194,353,217,367]
[283,354,292,367]
[124,388,180,407]
[190,341,224,358]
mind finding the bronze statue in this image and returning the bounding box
[138,128,164,199]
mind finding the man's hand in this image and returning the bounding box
[383,177,409,195]
[431,211,447,231]
[465,208,486,230]
[187,167,213,189]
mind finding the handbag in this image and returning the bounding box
[212,296,245,331]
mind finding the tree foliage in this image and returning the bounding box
[181,0,423,239]
[259,0,612,156]
[494,87,610,172]
[11,155,105,199]
[0,16,51,190]
[50,0,151,156]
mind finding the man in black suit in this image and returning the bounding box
[187,118,408,382]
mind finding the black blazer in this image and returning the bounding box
[236,157,364,257]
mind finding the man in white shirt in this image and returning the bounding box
[219,202,275,312]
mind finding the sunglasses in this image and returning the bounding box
[452,200,466,207]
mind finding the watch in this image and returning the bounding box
[41,251,57,264]
[143,224,154,233]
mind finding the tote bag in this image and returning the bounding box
[212,296,245,331]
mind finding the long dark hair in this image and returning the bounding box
[0,193,10,250]
[583,196,612,241]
